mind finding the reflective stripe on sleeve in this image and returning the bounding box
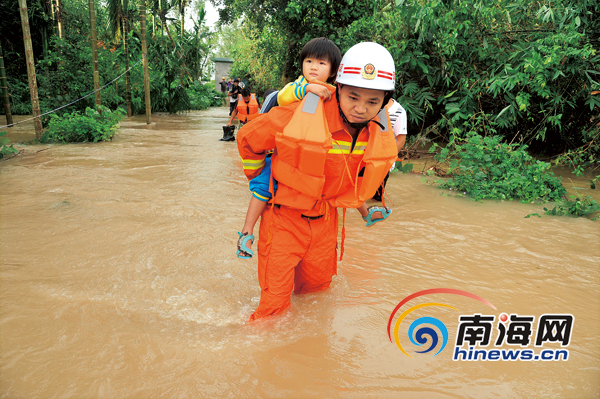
[240,157,266,170]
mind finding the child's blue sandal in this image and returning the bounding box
[362,206,392,227]
[237,232,255,259]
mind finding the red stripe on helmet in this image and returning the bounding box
[343,71,361,75]
[378,70,394,77]
[377,73,394,80]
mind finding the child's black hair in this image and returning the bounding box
[299,37,342,84]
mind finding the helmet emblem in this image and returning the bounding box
[362,63,377,80]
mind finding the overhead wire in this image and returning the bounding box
[0,54,146,130]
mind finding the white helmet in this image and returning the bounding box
[336,42,396,91]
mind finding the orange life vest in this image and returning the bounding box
[270,93,398,212]
[236,93,260,123]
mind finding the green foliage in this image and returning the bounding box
[228,22,287,96]
[393,161,414,174]
[431,132,566,202]
[3,0,218,119]
[544,196,600,218]
[0,131,19,158]
[219,0,376,80]
[187,82,223,110]
[42,106,124,143]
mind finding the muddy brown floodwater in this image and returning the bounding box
[1,108,599,398]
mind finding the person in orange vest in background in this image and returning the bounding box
[220,88,261,141]
[237,42,398,321]
[226,88,261,127]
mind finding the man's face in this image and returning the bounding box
[338,84,385,125]
[242,96,251,103]
[234,81,239,86]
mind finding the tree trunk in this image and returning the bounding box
[123,16,132,117]
[56,0,64,39]
[51,0,58,37]
[54,0,65,95]
[151,14,155,38]
[41,27,49,79]
[139,0,151,123]
[88,0,101,107]
[180,3,185,39]
[180,4,185,86]
[0,42,14,127]
[18,0,43,138]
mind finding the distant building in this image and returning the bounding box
[213,58,234,91]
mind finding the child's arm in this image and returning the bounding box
[277,77,308,106]
[242,196,268,235]
[306,83,332,101]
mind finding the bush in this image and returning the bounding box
[0,131,18,158]
[187,82,223,110]
[431,132,566,202]
[42,106,124,143]
[544,196,600,218]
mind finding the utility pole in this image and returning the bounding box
[139,0,151,123]
[18,0,43,139]
[89,0,101,106]
[0,42,14,127]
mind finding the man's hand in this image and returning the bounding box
[306,83,332,101]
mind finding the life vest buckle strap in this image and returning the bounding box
[301,93,320,114]
[377,108,389,132]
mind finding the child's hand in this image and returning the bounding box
[306,84,332,101]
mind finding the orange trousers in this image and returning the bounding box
[249,205,338,321]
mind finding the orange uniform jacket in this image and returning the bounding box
[237,92,397,216]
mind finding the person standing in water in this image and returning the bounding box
[237,42,398,321]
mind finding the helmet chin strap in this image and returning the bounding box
[336,85,387,131]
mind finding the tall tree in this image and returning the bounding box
[178,0,187,39]
[150,0,192,83]
[56,0,64,38]
[108,0,133,116]
[18,0,43,138]
[139,0,152,123]
[89,0,101,106]
[0,42,13,127]
[122,14,132,116]
[51,0,59,37]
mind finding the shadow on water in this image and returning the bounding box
[1,108,599,398]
